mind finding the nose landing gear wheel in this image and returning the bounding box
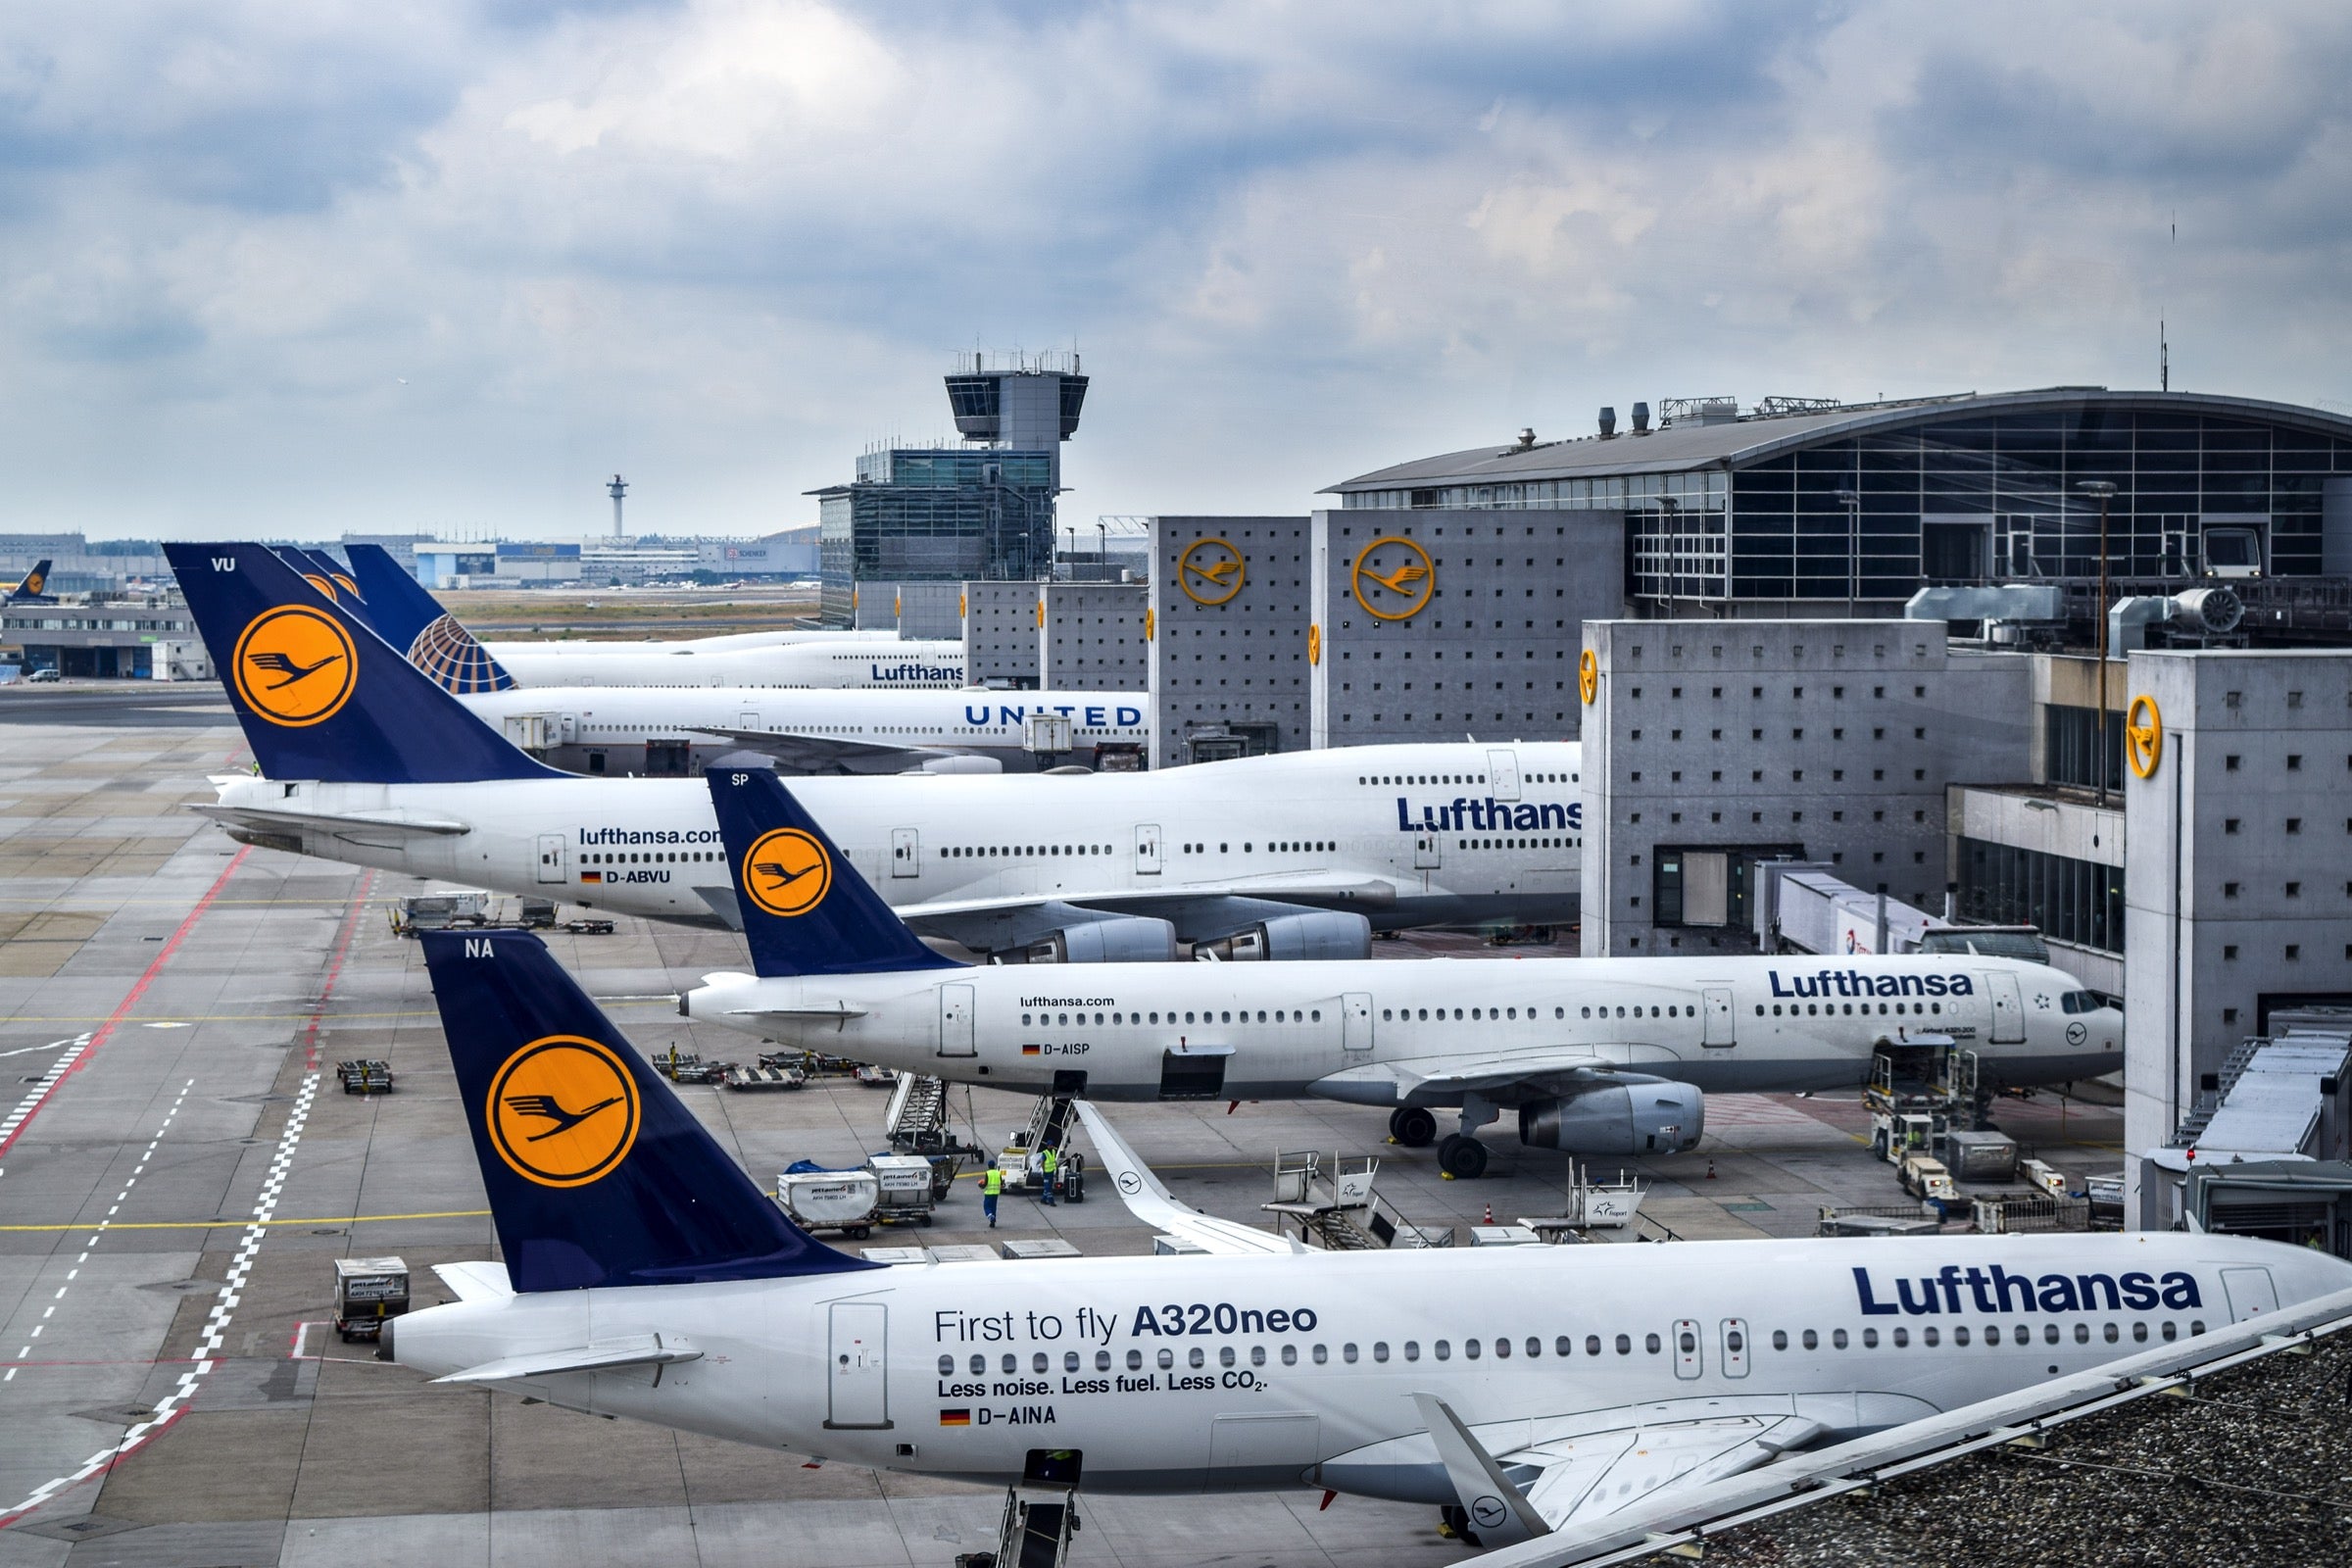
[1389,1106,1438,1147]
[1438,1136,1488,1180]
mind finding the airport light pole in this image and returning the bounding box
[2076,479,2119,806]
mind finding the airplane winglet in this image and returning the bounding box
[1410,1392,1551,1546]
[1070,1102,1305,1256]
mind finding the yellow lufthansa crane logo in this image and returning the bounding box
[1579,650,1598,705]
[1351,537,1434,620]
[1144,607,1154,642]
[2127,695,2163,779]
[487,1035,641,1189]
[23,568,43,595]
[231,606,357,727]
[741,827,832,918]
[302,573,339,603]
[1307,623,1321,665]
[1178,538,1246,607]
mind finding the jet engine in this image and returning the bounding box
[997,914,1179,964]
[1518,1080,1704,1155]
[1193,908,1373,962]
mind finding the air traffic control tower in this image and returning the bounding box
[814,353,1088,623]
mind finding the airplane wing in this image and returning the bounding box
[1312,1048,1673,1107]
[1412,1397,1826,1543]
[1070,1102,1306,1256]
[190,802,473,838]
[685,726,964,775]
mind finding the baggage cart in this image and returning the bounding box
[867,1154,939,1226]
[855,1063,900,1088]
[336,1059,395,1095]
[333,1256,410,1342]
[722,1063,805,1092]
[776,1169,879,1239]
[562,918,615,935]
[518,898,558,930]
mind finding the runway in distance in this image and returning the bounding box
[166,543,1584,957]
[686,768,2122,1176]
[344,545,965,691]
[389,927,2351,1543]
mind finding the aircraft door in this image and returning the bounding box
[1672,1318,1702,1380]
[534,833,567,886]
[1135,823,1163,876]
[1720,1318,1749,1378]
[559,712,576,742]
[1209,1412,1320,1477]
[939,984,976,1056]
[1342,993,1372,1054]
[825,1300,891,1430]
[1700,986,1736,1048]
[890,827,920,879]
[1486,749,1521,802]
[1986,971,2025,1044]
[2222,1266,2278,1323]
[1413,832,1442,870]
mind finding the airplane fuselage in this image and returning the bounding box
[684,954,2122,1102]
[208,742,1585,933]
[486,638,966,690]
[456,685,1152,774]
[391,1233,2346,1498]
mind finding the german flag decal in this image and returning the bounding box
[580,871,603,884]
[1020,1043,1042,1056]
[939,1408,972,1427]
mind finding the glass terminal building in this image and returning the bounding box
[1327,388,2352,615]
[813,356,1087,623]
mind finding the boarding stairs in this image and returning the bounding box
[2171,1036,2268,1148]
[1262,1150,1451,1250]
[884,1072,952,1152]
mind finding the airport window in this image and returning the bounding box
[2226,818,2240,834]
[1959,837,2124,955]
[2288,818,2303,833]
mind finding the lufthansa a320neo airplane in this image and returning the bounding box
[166,543,1584,958]
[342,544,968,691]
[389,928,2351,1546]
[682,769,2121,1176]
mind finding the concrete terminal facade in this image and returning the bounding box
[1147,516,1310,767]
[1039,580,1148,692]
[960,579,1043,687]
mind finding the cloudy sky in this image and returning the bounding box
[5,1,2349,541]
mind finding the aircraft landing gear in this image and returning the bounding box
[1389,1106,1437,1148]
[1436,1135,1488,1181]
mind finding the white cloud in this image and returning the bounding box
[0,0,2345,537]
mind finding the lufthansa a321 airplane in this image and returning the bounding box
[165,543,1583,958]
[683,769,2120,1177]
[389,928,2351,1546]
[343,544,967,692]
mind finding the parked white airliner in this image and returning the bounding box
[684,769,2120,1175]
[391,928,2352,1546]
[343,544,965,691]
[457,683,1152,775]
[165,543,1583,957]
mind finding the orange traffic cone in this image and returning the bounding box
[1483,1202,1494,1224]
[1706,1158,1717,1180]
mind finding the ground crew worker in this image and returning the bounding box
[982,1164,1003,1228]
[1040,1145,1059,1206]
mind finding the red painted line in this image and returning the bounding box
[0,847,251,1159]
[299,871,375,1070]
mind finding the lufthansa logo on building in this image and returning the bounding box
[1144,607,1154,642]
[487,1034,641,1189]
[1178,538,1245,607]
[2126,695,2163,779]
[1579,649,1598,705]
[1351,537,1434,620]
[741,827,832,918]
[231,606,357,728]
[1307,623,1321,665]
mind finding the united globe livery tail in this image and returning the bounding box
[707,765,962,979]
[418,929,875,1291]
[163,541,558,783]
[344,543,517,694]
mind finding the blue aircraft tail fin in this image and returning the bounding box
[418,929,875,1292]
[275,548,377,637]
[706,765,962,979]
[5,559,52,603]
[344,543,516,693]
[163,542,560,783]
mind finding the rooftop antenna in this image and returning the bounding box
[608,474,627,540]
[2160,209,2173,392]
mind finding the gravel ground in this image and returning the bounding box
[1645,1328,2352,1567]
